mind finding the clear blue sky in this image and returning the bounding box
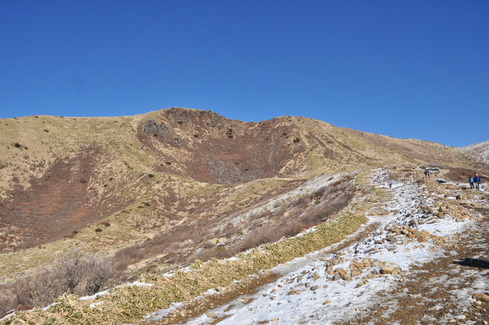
[1,1,488,147]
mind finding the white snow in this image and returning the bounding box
[143,168,485,325]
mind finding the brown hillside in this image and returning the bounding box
[0,108,485,283]
[138,108,307,184]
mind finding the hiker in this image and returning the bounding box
[388,179,393,189]
[474,173,481,190]
[469,176,475,189]
[424,169,429,177]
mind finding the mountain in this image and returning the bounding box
[0,108,484,261]
[0,108,487,266]
[0,108,487,304]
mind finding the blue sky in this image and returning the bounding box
[1,1,488,147]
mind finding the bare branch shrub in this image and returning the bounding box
[0,249,113,316]
[0,286,18,317]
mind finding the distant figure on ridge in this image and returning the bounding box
[469,176,475,189]
[388,179,393,189]
[424,169,430,178]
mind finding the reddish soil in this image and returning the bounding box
[0,146,132,252]
[138,108,307,185]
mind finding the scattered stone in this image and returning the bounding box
[474,293,489,303]
[362,258,372,267]
[421,230,431,237]
[356,280,368,287]
[338,270,352,281]
[351,269,362,277]
[380,265,395,274]
[313,271,320,281]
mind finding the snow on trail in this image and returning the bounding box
[175,168,473,325]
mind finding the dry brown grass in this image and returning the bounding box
[127,177,360,266]
[188,178,356,262]
[1,108,485,323]
[1,108,483,284]
[1,170,374,324]
[2,198,370,325]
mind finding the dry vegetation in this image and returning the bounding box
[0,108,487,323]
[112,176,357,272]
[0,170,366,321]
[0,249,112,316]
[1,184,371,324]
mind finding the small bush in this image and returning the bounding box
[0,249,113,316]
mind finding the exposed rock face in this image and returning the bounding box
[138,108,307,184]
[142,120,180,145]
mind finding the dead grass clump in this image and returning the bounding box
[236,225,283,252]
[194,246,230,262]
[113,245,147,271]
[293,195,309,207]
[202,240,215,249]
[221,223,240,237]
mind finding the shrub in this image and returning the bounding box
[0,249,113,316]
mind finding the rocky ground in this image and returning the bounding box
[139,168,489,325]
[352,207,489,324]
[350,171,489,324]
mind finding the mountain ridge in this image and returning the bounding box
[0,107,486,283]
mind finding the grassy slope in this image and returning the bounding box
[2,170,374,325]
[0,109,479,281]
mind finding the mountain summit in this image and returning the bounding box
[0,108,487,322]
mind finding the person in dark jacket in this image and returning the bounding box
[474,174,481,190]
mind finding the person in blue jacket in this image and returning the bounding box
[474,173,481,190]
[469,176,475,189]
